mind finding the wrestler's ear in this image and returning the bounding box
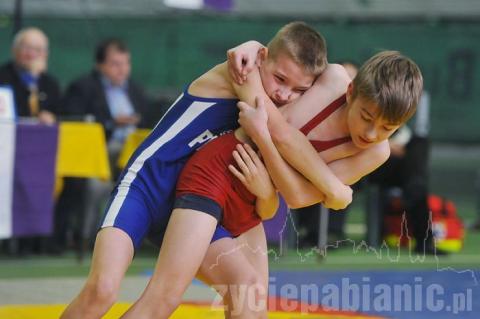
[257,47,268,66]
[346,81,354,104]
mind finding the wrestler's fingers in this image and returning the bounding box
[228,164,246,184]
[232,150,251,177]
[243,144,262,166]
[236,144,257,174]
[242,144,262,169]
[228,62,240,85]
[227,50,243,85]
[242,56,256,77]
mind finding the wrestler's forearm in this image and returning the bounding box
[259,97,350,209]
[270,126,352,210]
[253,130,326,209]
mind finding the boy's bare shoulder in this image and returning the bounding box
[188,62,237,99]
[314,63,351,94]
[327,63,352,82]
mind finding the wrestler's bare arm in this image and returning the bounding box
[327,141,390,185]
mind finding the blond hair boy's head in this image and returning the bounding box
[267,21,327,77]
[352,51,423,124]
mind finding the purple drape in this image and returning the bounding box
[12,123,58,236]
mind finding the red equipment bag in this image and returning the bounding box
[384,194,465,252]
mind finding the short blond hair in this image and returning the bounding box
[267,21,327,77]
[12,27,49,52]
[352,51,423,124]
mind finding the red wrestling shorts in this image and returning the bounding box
[175,132,261,237]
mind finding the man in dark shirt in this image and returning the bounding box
[62,38,149,148]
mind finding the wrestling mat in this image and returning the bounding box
[0,297,383,319]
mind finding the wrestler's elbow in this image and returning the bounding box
[323,186,353,210]
[260,209,277,221]
[257,195,280,220]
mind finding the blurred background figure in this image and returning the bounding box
[0,27,60,124]
[50,38,150,254]
[0,27,60,256]
[62,37,150,170]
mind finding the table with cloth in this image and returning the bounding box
[1,123,291,254]
[0,121,110,240]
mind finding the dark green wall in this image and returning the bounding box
[1,15,479,142]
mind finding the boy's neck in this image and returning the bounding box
[337,102,351,136]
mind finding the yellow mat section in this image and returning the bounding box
[0,303,376,319]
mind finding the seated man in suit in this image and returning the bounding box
[54,38,150,254]
[62,38,150,168]
[0,27,60,124]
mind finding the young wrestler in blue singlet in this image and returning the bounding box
[102,88,240,248]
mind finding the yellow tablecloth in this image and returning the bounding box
[56,122,111,180]
[117,129,151,169]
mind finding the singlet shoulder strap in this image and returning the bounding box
[300,94,347,135]
[309,137,352,153]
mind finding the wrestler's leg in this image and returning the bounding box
[198,224,269,319]
[120,208,218,319]
[60,227,134,319]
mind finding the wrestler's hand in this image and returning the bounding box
[227,41,263,85]
[237,96,269,143]
[229,143,275,201]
